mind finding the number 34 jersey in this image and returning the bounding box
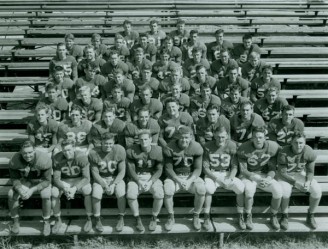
[203,140,238,172]
[88,145,126,177]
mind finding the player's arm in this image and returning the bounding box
[165,159,182,184]
[228,155,238,179]
[93,103,103,124]
[74,161,91,191]
[127,159,139,183]
[113,159,126,185]
[34,166,52,192]
[250,83,258,103]
[153,102,163,120]
[71,59,78,82]
[88,125,101,148]
[239,158,261,182]
[126,81,136,102]
[202,153,217,181]
[189,154,203,182]
[91,165,107,188]
[267,153,278,179]
[150,161,163,183]
[306,161,315,183]
[9,166,24,193]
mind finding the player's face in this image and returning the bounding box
[110,54,119,66]
[80,91,91,103]
[291,137,306,154]
[171,84,181,97]
[85,48,95,60]
[282,109,294,124]
[112,88,123,100]
[207,109,219,123]
[150,23,158,32]
[70,110,82,123]
[135,52,144,62]
[102,111,115,126]
[101,138,115,153]
[62,144,75,160]
[57,45,67,58]
[177,23,185,32]
[241,104,252,120]
[215,33,224,43]
[178,133,192,149]
[54,71,64,82]
[115,39,124,49]
[229,69,238,82]
[171,71,181,83]
[243,38,252,49]
[214,130,228,147]
[140,89,152,103]
[196,68,207,82]
[230,90,241,103]
[142,69,152,81]
[161,53,170,63]
[36,109,48,123]
[250,56,259,67]
[21,146,35,163]
[139,133,152,148]
[166,102,179,116]
[266,90,277,104]
[220,51,229,64]
[65,38,74,49]
[140,36,148,47]
[47,89,59,102]
[193,51,202,62]
[165,39,173,49]
[124,23,132,32]
[190,33,198,43]
[263,69,272,81]
[92,38,101,49]
[114,73,124,84]
[85,67,97,79]
[201,87,211,100]
[252,132,266,149]
[138,111,150,127]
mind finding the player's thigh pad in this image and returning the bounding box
[40,184,52,199]
[80,183,92,196]
[164,178,177,196]
[227,177,245,195]
[92,182,104,199]
[127,181,139,199]
[190,177,206,196]
[51,186,63,198]
[150,179,164,199]
[242,178,257,198]
[277,180,292,199]
[259,179,282,199]
[114,180,126,198]
[204,177,217,195]
[294,175,322,199]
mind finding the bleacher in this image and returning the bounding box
[0,0,328,243]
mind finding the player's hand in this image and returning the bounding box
[67,186,77,199]
[259,178,272,188]
[105,184,115,196]
[143,181,152,192]
[137,180,145,191]
[21,188,33,200]
[182,179,192,190]
[222,177,233,189]
[303,181,311,192]
[18,187,28,197]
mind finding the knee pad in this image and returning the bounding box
[279,181,292,199]
[115,180,126,198]
[81,183,92,196]
[40,185,52,199]
[51,186,60,198]
[205,178,216,195]
[92,183,104,199]
[126,181,138,200]
[164,179,175,196]
[271,181,283,199]
[310,181,322,199]
[194,181,206,196]
[8,188,19,200]
[244,183,256,198]
[232,179,245,195]
[151,180,164,199]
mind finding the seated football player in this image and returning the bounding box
[118,19,139,49]
[8,141,52,236]
[189,64,217,96]
[195,104,230,147]
[107,34,130,62]
[127,129,164,232]
[56,105,93,155]
[101,68,135,102]
[91,33,107,59]
[89,108,126,147]
[189,83,221,122]
[134,65,160,99]
[267,105,304,146]
[210,48,238,80]
[73,86,103,124]
[127,47,153,81]
[277,132,322,230]
[206,29,234,63]
[232,34,262,66]
[230,100,265,145]
[181,30,207,61]
[161,82,190,112]
[221,84,248,119]
[130,86,163,121]
[131,33,157,63]
[237,127,282,230]
[241,52,266,82]
[159,66,190,95]
[78,45,106,77]
[146,19,166,48]
[162,36,183,64]
[49,42,78,82]
[254,86,288,123]
[38,83,69,122]
[250,65,281,103]
[183,47,210,78]
[163,126,205,231]
[27,104,58,155]
[75,61,107,99]
[52,139,93,234]
[216,66,250,99]
[158,98,193,149]
[203,127,245,230]
[101,50,129,79]
[103,85,131,122]
[152,48,178,82]
[89,132,127,232]
[169,18,189,47]
[65,33,83,62]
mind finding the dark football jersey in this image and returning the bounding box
[72,98,103,122]
[27,118,59,148]
[58,119,92,146]
[254,97,288,122]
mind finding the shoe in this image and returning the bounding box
[193,213,201,231]
[270,213,280,230]
[52,217,62,234]
[280,213,289,230]
[83,216,92,233]
[43,220,51,236]
[149,216,157,231]
[245,213,253,230]
[238,213,246,230]
[11,218,20,235]
[116,215,124,232]
[164,214,175,231]
[306,212,317,229]
[202,213,211,231]
[135,216,145,232]
[95,217,104,232]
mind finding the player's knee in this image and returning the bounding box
[271,181,283,199]
[8,188,17,200]
[40,185,51,199]
[244,184,256,198]
[279,181,292,199]
[81,183,92,196]
[205,179,216,195]
[164,179,175,196]
[126,181,138,200]
[232,179,245,195]
[152,180,164,199]
[92,183,103,199]
[115,180,126,198]
[194,180,206,196]
[310,181,322,199]
[51,186,60,198]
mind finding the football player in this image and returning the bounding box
[210,48,238,80]
[221,84,248,119]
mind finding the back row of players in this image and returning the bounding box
[8,19,321,236]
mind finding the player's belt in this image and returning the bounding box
[212,169,229,173]
[177,172,190,176]
[137,172,151,175]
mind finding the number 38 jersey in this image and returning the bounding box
[165,140,203,175]
[88,145,126,177]
[237,140,279,174]
[203,140,237,172]
[58,119,92,146]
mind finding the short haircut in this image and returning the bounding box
[57,42,65,49]
[190,30,198,36]
[229,84,242,93]
[79,85,91,93]
[102,107,116,116]
[163,36,174,43]
[176,18,185,25]
[240,100,253,109]
[207,104,220,112]
[292,131,306,141]
[21,140,35,150]
[164,97,179,106]
[123,19,132,26]
[101,132,116,141]
[111,84,123,92]
[84,44,95,52]
[249,51,260,59]
[45,83,59,92]
[61,138,75,147]
[220,48,230,55]
[83,61,98,71]
[91,33,101,41]
[150,19,159,25]
[170,66,181,74]
[262,64,273,73]
[54,65,64,72]
[243,34,253,41]
[200,82,211,90]
[70,105,83,114]
[65,33,75,41]
[35,103,50,114]
[214,29,224,35]
[134,47,144,54]
[160,48,171,56]
[252,126,267,135]
[140,85,153,94]
[266,86,279,94]
[195,64,206,72]
[177,126,192,136]
[113,68,124,75]
[115,34,124,41]
[139,33,148,38]
[137,129,151,138]
[192,46,202,54]
[214,126,228,134]
[229,65,239,72]
[142,64,152,71]
[282,105,295,113]
[138,107,150,116]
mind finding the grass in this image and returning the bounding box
[1,233,328,249]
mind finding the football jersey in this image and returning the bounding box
[203,140,237,172]
[183,58,210,78]
[49,55,78,80]
[159,77,190,94]
[101,61,129,77]
[181,41,207,60]
[196,115,230,143]
[103,97,131,121]
[230,113,265,143]
[130,98,163,120]
[127,59,153,75]
[190,95,221,120]
[221,96,248,119]
[217,76,250,96]
[102,78,135,100]
[38,96,69,122]
[165,140,203,175]
[161,93,190,112]
[169,29,189,47]
[158,112,193,143]
[278,145,316,174]
[77,58,106,77]
[72,98,103,122]
[189,76,217,96]
[130,43,157,61]
[127,144,163,175]
[89,145,126,177]
[134,77,160,98]
[146,30,166,47]
[118,30,139,49]
[166,46,183,63]
[67,44,83,61]
[47,78,74,101]
[250,77,281,100]
[241,60,266,82]
[267,117,305,146]
[207,40,234,62]
[75,75,107,98]
[58,119,92,146]
[232,44,262,62]
[237,140,279,174]
[152,60,178,79]
[210,58,238,78]
[254,97,288,122]
[27,118,59,148]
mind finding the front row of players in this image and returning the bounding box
[9,127,321,235]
